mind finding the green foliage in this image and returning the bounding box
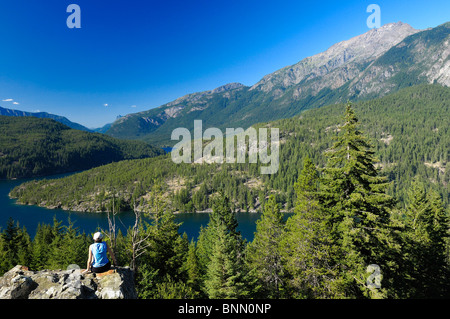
[320,103,398,298]
[1,84,449,299]
[0,217,91,275]
[398,178,450,298]
[146,210,188,281]
[104,23,450,149]
[204,222,242,298]
[264,84,449,208]
[0,116,164,179]
[281,157,337,298]
[1,139,449,299]
[0,218,32,272]
[246,195,285,298]
[183,240,202,296]
[12,84,448,215]
[199,194,250,298]
[132,191,192,298]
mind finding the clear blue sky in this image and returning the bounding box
[0,0,448,128]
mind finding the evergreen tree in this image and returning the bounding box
[281,157,337,298]
[137,189,189,298]
[210,194,240,238]
[30,223,54,270]
[196,193,242,279]
[0,218,32,271]
[247,195,285,298]
[205,221,248,299]
[402,179,450,298]
[146,207,188,281]
[321,102,399,298]
[196,225,211,281]
[0,235,9,276]
[183,239,202,297]
[199,193,249,298]
[64,222,89,267]
[0,218,19,271]
[152,277,197,299]
[15,226,32,267]
[135,262,160,299]
[46,218,67,269]
[114,229,129,267]
[45,218,89,269]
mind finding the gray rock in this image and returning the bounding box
[0,265,36,299]
[0,265,137,299]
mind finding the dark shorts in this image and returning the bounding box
[91,261,111,273]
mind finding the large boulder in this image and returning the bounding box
[0,265,137,299]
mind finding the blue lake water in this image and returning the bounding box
[0,174,263,241]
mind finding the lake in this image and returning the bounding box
[0,174,264,242]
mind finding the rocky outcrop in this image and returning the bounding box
[0,265,137,299]
[250,22,420,94]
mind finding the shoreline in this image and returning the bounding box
[9,197,292,215]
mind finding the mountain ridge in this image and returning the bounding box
[0,106,92,132]
[250,21,420,93]
[105,21,449,147]
[10,84,449,212]
[0,116,164,179]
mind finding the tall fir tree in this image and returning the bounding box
[320,102,399,298]
[0,218,32,272]
[205,221,248,299]
[0,218,18,273]
[402,179,450,298]
[196,193,242,279]
[0,235,9,276]
[200,193,249,298]
[135,189,190,298]
[15,225,32,268]
[47,218,89,269]
[146,201,188,282]
[183,239,202,297]
[247,195,285,298]
[30,223,54,270]
[281,157,338,298]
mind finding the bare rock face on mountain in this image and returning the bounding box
[0,265,137,299]
[162,82,246,116]
[106,81,247,140]
[104,21,449,147]
[250,22,420,95]
[352,22,450,96]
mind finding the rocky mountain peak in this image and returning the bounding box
[250,22,420,92]
[211,82,245,94]
[163,82,245,109]
[105,20,449,146]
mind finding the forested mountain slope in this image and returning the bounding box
[105,22,449,147]
[0,116,164,179]
[9,84,449,211]
[0,106,92,132]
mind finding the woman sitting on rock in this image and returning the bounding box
[85,232,117,274]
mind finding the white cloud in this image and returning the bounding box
[12,102,19,105]
[131,105,137,108]
[103,103,109,107]
[2,98,13,102]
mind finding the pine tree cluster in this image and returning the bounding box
[1,104,449,299]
